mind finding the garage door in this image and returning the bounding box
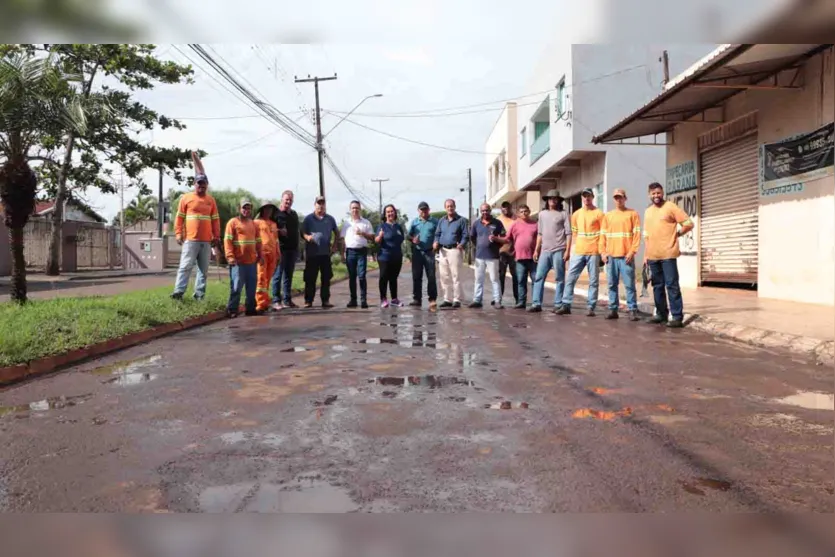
[699,132,759,284]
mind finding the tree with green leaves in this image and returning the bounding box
[0,44,198,276]
[0,52,88,303]
[113,193,156,227]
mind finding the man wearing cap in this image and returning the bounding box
[302,196,339,309]
[254,202,281,313]
[433,199,469,308]
[600,189,641,321]
[171,158,220,301]
[557,187,604,316]
[224,199,262,317]
[529,189,571,312]
[340,200,375,309]
[497,201,519,307]
[271,190,300,309]
[643,182,694,328]
[408,201,439,308]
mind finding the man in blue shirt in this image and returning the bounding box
[301,196,339,309]
[407,201,439,309]
[468,203,508,309]
[433,199,469,308]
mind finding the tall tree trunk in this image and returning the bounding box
[9,225,27,304]
[45,131,76,276]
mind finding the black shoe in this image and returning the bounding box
[322,302,334,309]
[193,295,204,302]
[452,301,461,308]
[361,301,369,309]
[347,300,358,308]
[514,302,526,309]
[439,301,453,308]
[468,301,483,309]
[527,305,542,313]
[629,310,640,322]
[666,320,684,329]
[408,300,422,307]
[225,309,238,318]
[605,310,618,320]
[490,300,495,306]
[586,308,595,317]
[287,300,298,308]
[647,315,667,324]
[555,306,571,315]
[170,292,184,301]
[244,310,258,317]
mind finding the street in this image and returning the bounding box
[0,270,832,513]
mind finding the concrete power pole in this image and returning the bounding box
[295,74,338,198]
[467,168,473,265]
[119,169,125,270]
[660,50,670,87]
[157,166,164,239]
[371,178,389,217]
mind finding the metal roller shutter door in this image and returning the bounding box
[699,133,759,284]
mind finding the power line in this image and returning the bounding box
[206,129,283,157]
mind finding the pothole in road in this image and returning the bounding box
[219,432,284,448]
[369,375,475,388]
[199,478,357,513]
[0,393,93,418]
[104,372,157,385]
[483,401,530,410]
[87,354,162,385]
[280,347,308,353]
[771,391,834,411]
[679,477,732,496]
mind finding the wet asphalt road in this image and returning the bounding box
[0,270,832,513]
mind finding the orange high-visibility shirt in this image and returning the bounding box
[174,192,220,242]
[224,217,261,265]
[643,200,692,260]
[256,218,281,259]
[570,207,604,255]
[600,208,641,258]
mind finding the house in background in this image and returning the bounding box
[32,199,106,224]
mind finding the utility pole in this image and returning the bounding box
[119,169,125,270]
[295,74,338,198]
[157,166,164,238]
[372,178,389,217]
[467,168,473,265]
[660,50,670,87]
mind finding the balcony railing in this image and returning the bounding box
[530,130,550,164]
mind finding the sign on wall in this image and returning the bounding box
[761,122,834,196]
[666,160,698,256]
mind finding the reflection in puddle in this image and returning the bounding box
[281,347,308,352]
[0,393,93,417]
[484,401,529,410]
[104,372,157,385]
[88,354,161,384]
[370,375,474,388]
[772,391,834,411]
[332,345,347,352]
[200,479,357,513]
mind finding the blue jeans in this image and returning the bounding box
[649,258,684,321]
[271,249,297,304]
[607,257,638,311]
[228,263,257,314]
[345,248,368,303]
[562,254,601,310]
[515,259,536,304]
[411,248,438,302]
[173,240,211,298]
[531,250,566,308]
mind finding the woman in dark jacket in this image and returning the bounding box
[375,204,405,308]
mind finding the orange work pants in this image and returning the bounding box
[256,253,278,311]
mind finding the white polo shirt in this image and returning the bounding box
[340,217,373,249]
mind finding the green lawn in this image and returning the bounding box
[0,262,363,367]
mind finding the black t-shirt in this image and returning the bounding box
[274,209,300,252]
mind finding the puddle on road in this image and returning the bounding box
[0,393,93,417]
[200,479,357,513]
[484,401,529,410]
[104,372,157,385]
[772,391,834,411]
[647,414,692,425]
[749,413,834,435]
[679,477,732,496]
[370,375,475,388]
[220,432,284,448]
[281,347,308,353]
[88,354,161,385]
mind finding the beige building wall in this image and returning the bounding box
[666,47,834,303]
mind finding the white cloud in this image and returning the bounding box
[382,47,433,67]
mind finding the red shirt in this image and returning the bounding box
[507,219,538,260]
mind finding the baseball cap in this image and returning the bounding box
[195,173,208,184]
[418,201,429,210]
[613,188,627,198]
[581,188,595,197]
[240,198,252,208]
[315,196,326,204]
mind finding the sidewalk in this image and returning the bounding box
[0,268,174,284]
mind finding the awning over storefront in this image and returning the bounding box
[591,43,832,145]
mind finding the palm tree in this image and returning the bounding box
[0,52,87,303]
[121,194,157,227]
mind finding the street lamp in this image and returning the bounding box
[323,94,383,138]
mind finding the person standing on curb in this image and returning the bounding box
[506,204,538,309]
[557,188,604,317]
[497,201,519,307]
[254,202,281,313]
[224,199,262,318]
[529,189,571,313]
[408,201,439,309]
[600,189,641,321]
[340,200,374,309]
[433,199,468,308]
[171,153,220,301]
[468,203,507,309]
[643,182,693,328]
[302,196,339,309]
[271,190,300,310]
[376,204,405,308]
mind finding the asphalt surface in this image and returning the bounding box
[0,269,832,514]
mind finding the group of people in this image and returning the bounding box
[170,160,693,326]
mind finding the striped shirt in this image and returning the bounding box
[570,207,604,256]
[224,217,261,265]
[174,192,220,242]
[600,208,641,258]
